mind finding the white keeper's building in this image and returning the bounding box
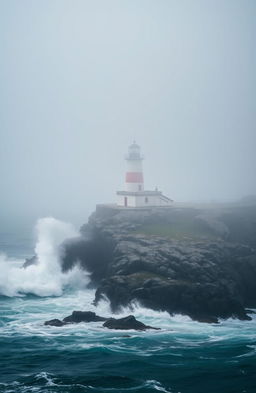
[117,142,173,208]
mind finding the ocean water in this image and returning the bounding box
[0,218,255,393]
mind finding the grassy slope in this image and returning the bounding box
[134,217,216,241]
[132,205,256,244]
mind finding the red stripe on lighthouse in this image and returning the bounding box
[126,172,144,183]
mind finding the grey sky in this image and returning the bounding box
[0,0,255,227]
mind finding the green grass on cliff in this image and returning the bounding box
[134,221,216,240]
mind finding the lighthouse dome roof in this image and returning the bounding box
[126,141,143,160]
[129,141,140,149]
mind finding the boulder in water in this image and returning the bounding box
[63,311,107,323]
[44,319,66,327]
[103,315,160,331]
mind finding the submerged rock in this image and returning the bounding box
[103,315,160,331]
[63,311,107,323]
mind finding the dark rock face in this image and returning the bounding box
[44,311,107,326]
[103,315,160,331]
[63,311,107,323]
[56,205,256,323]
[44,319,65,327]
[44,312,157,331]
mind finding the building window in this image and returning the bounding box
[138,185,142,191]
[145,197,148,203]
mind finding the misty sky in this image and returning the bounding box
[0,0,256,228]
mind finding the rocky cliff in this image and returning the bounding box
[61,204,256,323]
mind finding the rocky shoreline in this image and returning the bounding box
[28,203,256,323]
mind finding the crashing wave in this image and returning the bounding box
[0,217,89,297]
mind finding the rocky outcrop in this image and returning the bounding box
[56,205,256,322]
[63,311,107,323]
[103,315,160,330]
[44,319,66,327]
[44,311,107,326]
[44,312,157,331]
[92,237,256,322]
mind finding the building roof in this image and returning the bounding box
[117,190,162,196]
[129,141,140,149]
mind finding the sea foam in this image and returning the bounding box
[0,217,89,297]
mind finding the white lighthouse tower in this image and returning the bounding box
[117,142,173,208]
[125,142,144,193]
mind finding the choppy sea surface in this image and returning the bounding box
[0,218,255,393]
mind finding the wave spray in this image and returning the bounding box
[0,217,89,297]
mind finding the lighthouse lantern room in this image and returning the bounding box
[117,142,173,208]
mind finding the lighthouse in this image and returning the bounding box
[117,142,173,208]
[125,142,144,193]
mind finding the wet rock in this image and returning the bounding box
[63,311,107,323]
[44,319,66,327]
[245,309,256,314]
[103,315,160,331]
[190,315,219,324]
[60,204,256,323]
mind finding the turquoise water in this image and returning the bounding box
[0,220,256,393]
